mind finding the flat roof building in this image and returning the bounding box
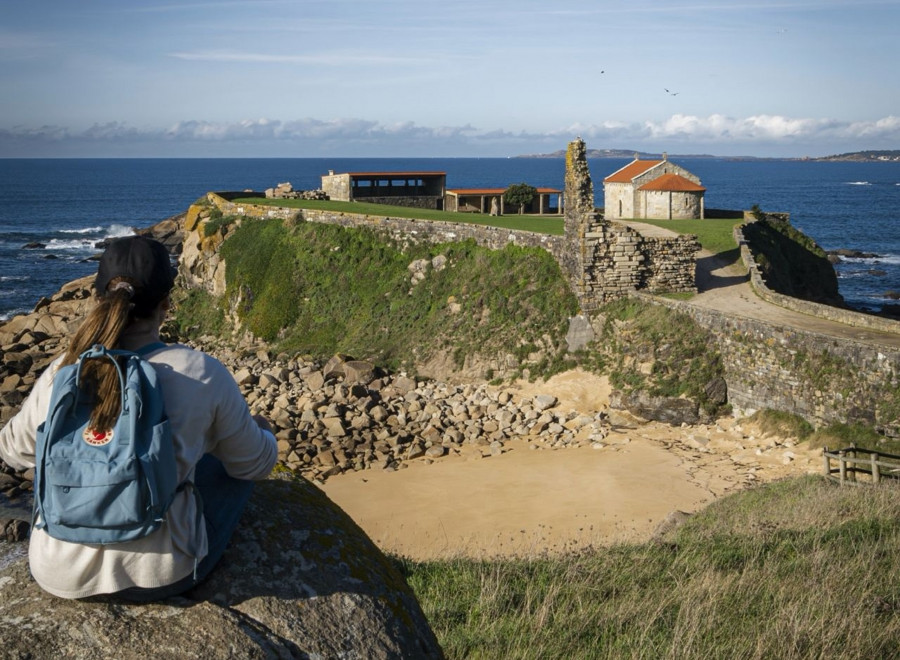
[321,171,447,210]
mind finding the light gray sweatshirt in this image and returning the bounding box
[0,343,277,599]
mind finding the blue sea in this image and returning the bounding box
[1,157,899,321]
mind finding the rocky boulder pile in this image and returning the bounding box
[264,182,329,200]
[207,346,611,484]
[0,268,612,522]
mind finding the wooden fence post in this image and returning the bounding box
[839,450,847,485]
[872,452,881,484]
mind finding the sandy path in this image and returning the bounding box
[321,370,821,560]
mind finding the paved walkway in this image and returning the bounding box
[622,221,900,350]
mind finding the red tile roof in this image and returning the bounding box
[447,188,561,195]
[638,173,706,192]
[603,159,664,183]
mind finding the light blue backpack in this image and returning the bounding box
[33,343,180,544]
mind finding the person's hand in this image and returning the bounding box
[252,414,274,434]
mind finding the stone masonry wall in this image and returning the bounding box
[635,292,900,435]
[640,190,703,220]
[735,220,900,333]
[561,139,699,311]
[208,193,565,255]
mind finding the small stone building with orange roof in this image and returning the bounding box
[602,153,706,220]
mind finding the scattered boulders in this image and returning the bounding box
[206,343,608,484]
[264,182,329,200]
[0,275,611,489]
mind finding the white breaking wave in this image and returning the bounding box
[105,224,135,239]
[0,307,28,322]
[845,181,872,186]
[43,224,135,251]
[842,253,900,265]
[60,226,103,234]
[0,275,27,282]
[45,237,100,251]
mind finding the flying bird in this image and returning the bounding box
[665,88,679,96]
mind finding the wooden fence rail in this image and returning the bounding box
[823,445,900,486]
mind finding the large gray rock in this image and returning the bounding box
[565,314,595,353]
[0,474,443,659]
[610,389,701,426]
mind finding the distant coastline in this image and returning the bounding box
[516,148,900,163]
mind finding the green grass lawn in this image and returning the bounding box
[632,217,743,260]
[231,197,742,262]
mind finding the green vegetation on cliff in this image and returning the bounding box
[189,217,579,376]
[402,475,900,658]
[743,215,843,304]
[597,298,726,416]
[172,216,727,402]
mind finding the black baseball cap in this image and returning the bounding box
[95,236,176,316]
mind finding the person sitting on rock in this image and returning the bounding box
[0,235,277,600]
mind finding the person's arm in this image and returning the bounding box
[0,361,58,470]
[206,360,278,480]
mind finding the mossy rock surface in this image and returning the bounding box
[0,475,443,659]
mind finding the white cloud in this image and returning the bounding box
[169,49,426,66]
[2,114,899,157]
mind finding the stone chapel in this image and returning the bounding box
[602,154,706,220]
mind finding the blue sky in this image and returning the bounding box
[1,0,898,158]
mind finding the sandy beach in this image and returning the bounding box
[321,370,821,560]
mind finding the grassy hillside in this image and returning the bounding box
[175,217,579,378]
[400,475,900,659]
[172,215,728,403]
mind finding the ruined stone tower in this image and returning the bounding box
[561,138,700,311]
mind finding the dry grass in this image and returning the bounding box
[399,475,900,659]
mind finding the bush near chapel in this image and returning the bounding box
[503,183,537,215]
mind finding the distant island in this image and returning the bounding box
[516,148,718,160]
[809,150,900,162]
[517,148,900,162]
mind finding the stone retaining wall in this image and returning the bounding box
[210,149,700,313]
[735,221,900,333]
[208,192,566,255]
[634,291,900,434]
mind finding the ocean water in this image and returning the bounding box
[1,157,899,321]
